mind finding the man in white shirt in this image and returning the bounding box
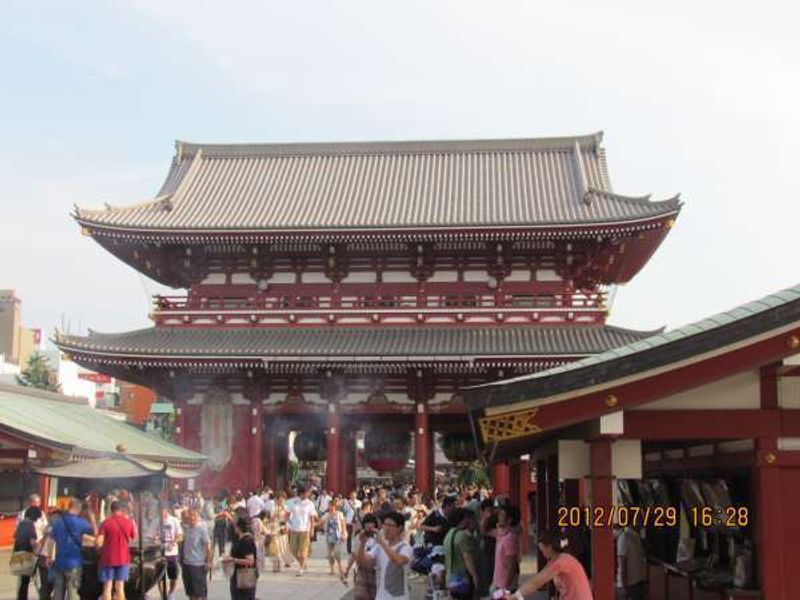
[159,507,183,600]
[316,489,332,514]
[288,487,317,576]
[342,491,362,554]
[246,493,265,519]
[355,511,413,600]
[261,488,275,516]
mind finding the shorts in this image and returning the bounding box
[182,564,208,598]
[166,556,180,580]
[326,540,345,562]
[288,531,310,559]
[98,564,130,582]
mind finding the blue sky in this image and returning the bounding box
[2,1,799,340]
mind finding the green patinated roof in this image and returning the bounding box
[480,283,800,390]
[0,383,204,464]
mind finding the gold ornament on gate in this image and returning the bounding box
[765,452,777,464]
[788,335,800,350]
[605,394,618,408]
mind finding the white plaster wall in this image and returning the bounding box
[632,370,760,410]
[268,272,296,284]
[536,269,562,282]
[463,270,487,282]
[382,271,418,283]
[341,272,378,283]
[427,271,459,283]
[201,273,227,285]
[505,270,531,282]
[779,376,800,408]
[231,273,255,284]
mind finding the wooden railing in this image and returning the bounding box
[152,291,605,312]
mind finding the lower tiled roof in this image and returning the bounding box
[55,325,658,359]
[0,383,205,464]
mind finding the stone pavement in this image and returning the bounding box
[0,541,354,600]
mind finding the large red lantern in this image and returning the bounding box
[293,431,326,463]
[364,430,411,473]
[441,432,477,464]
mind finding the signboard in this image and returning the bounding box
[78,372,112,384]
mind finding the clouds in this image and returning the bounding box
[2,0,800,340]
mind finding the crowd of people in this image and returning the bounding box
[11,483,647,600]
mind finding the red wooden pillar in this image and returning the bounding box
[509,461,521,509]
[535,459,548,571]
[340,429,357,493]
[590,440,614,600]
[754,440,784,600]
[518,457,532,553]
[249,400,263,491]
[492,462,511,496]
[415,402,432,493]
[264,420,278,490]
[546,454,559,533]
[326,404,341,493]
[755,363,786,599]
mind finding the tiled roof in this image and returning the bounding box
[55,325,659,360]
[0,383,205,464]
[467,283,800,406]
[75,133,680,232]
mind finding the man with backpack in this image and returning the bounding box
[46,498,94,600]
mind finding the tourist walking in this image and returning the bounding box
[47,497,94,600]
[489,505,520,595]
[269,492,293,571]
[96,500,137,600]
[11,506,42,600]
[159,506,183,600]
[287,486,317,576]
[223,517,258,600]
[504,530,592,600]
[344,513,379,600]
[319,495,348,581]
[355,511,413,600]
[213,498,233,560]
[443,508,479,600]
[250,510,267,572]
[342,490,362,554]
[180,509,212,600]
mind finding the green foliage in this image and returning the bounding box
[287,460,300,486]
[456,461,490,487]
[16,351,60,392]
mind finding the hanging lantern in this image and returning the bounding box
[441,433,477,464]
[293,431,326,463]
[364,430,411,473]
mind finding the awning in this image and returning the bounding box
[35,456,201,480]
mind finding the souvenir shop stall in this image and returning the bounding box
[465,284,800,600]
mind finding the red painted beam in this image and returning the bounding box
[622,410,781,439]
[514,326,800,439]
[590,441,614,600]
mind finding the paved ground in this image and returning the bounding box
[0,541,354,600]
[1,539,541,600]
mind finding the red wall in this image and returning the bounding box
[778,467,800,598]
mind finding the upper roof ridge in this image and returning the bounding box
[174,131,605,159]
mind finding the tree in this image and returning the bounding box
[16,351,60,392]
[456,461,490,487]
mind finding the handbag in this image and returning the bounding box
[236,567,257,589]
[9,551,36,577]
